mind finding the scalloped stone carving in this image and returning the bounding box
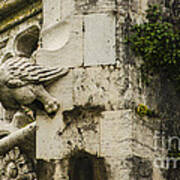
[0,147,37,180]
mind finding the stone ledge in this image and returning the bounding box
[0,0,40,17]
[0,0,42,33]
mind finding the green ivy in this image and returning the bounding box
[126,4,180,89]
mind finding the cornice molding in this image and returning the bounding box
[0,0,42,33]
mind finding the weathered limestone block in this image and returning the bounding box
[75,0,116,14]
[132,119,160,161]
[43,0,61,29]
[37,15,83,67]
[84,13,116,66]
[73,66,135,110]
[105,156,132,180]
[0,0,42,34]
[46,71,73,111]
[133,119,154,146]
[100,110,133,157]
[132,114,163,160]
[61,0,75,20]
[0,54,69,122]
[153,167,166,180]
[0,122,36,157]
[37,106,101,159]
[67,151,109,180]
[36,160,56,180]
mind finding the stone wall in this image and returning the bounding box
[0,0,179,180]
[36,0,168,179]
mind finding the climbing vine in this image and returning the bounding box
[126,4,180,90]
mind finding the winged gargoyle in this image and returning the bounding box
[0,53,69,121]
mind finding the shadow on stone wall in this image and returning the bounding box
[68,150,108,180]
[127,155,153,180]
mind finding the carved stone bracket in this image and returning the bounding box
[0,121,37,179]
[0,146,37,180]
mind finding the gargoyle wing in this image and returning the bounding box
[3,57,68,88]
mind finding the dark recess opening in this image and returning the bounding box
[69,151,108,180]
[14,25,40,57]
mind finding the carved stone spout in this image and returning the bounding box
[0,54,69,121]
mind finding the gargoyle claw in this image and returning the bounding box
[45,100,60,114]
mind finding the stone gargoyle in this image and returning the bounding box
[0,53,69,121]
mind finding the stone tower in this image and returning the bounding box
[0,0,179,179]
[36,0,165,179]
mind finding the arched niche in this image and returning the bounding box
[14,25,40,58]
[69,151,108,180]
